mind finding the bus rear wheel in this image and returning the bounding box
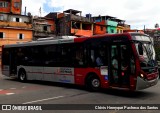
[86,75,100,91]
[18,70,27,82]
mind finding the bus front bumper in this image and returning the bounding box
[136,76,159,90]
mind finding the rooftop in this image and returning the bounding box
[63,9,82,15]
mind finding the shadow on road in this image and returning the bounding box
[100,88,157,99]
[3,77,86,90]
[2,77,158,99]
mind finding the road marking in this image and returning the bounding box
[22,96,64,104]
[6,93,15,95]
[10,88,16,90]
[109,111,118,113]
[22,86,26,89]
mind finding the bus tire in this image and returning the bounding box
[86,74,100,91]
[18,70,27,82]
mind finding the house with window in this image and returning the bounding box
[32,16,55,40]
[111,18,127,34]
[0,0,32,62]
[93,20,106,35]
[54,9,94,37]
[92,15,118,34]
[0,0,22,14]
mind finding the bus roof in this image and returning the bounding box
[3,32,146,48]
[3,37,75,48]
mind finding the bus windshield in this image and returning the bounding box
[132,35,156,73]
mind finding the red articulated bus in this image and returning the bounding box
[1,33,159,91]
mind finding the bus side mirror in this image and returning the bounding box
[138,43,143,55]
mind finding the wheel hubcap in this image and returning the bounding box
[92,79,100,87]
[20,73,25,80]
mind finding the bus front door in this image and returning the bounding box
[109,44,130,88]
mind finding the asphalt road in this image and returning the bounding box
[0,72,160,113]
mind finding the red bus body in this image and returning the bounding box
[1,33,159,91]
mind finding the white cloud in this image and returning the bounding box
[22,0,47,16]
[22,0,160,29]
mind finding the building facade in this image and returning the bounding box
[114,19,125,34]
[56,9,94,37]
[92,16,118,34]
[32,16,55,40]
[93,20,106,35]
[0,0,22,14]
[45,10,130,37]
[0,0,32,62]
[107,20,118,33]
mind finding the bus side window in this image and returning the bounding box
[85,42,95,67]
[17,48,25,65]
[75,46,84,66]
[90,50,95,66]
[96,45,108,66]
[28,46,43,66]
[60,44,74,67]
[2,49,10,65]
[87,43,108,67]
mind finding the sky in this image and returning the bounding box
[22,0,160,30]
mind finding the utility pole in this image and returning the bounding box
[39,7,41,17]
[144,25,145,33]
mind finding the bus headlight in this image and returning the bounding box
[140,74,144,78]
[139,73,146,80]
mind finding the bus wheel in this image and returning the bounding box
[18,70,27,82]
[86,75,100,91]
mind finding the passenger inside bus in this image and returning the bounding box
[96,50,105,66]
[112,55,118,83]
[75,50,83,66]
[96,55,103,66]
